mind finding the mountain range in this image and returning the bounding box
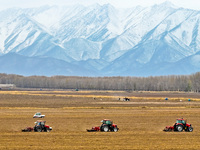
[0,2,200,76]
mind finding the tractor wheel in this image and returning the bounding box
[103,126,109,132]
[46,129,50,132]
[113,127,118,132]
[176,125,183,132]
[37,128,42,132]
[188,127,193,132]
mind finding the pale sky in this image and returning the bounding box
[0,0,199,10]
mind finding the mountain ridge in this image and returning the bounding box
[0,2,200,76]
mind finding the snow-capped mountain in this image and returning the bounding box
[0,2,200,76]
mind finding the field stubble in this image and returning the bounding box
[0,90,200,149]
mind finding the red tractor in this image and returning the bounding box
[87,119,119,132]
[163,118,193,132]
[22,120,52,132]
[34,120,52,132]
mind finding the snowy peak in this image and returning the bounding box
[153,1,176,9]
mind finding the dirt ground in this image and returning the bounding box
[0,90,200,150]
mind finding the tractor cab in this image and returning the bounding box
[101,119,113,125]
[35,120,45,125]
[175,119,186,125]
[34,120,46,129]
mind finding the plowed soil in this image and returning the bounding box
[0,90,200,149]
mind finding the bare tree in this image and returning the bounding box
[0,72,200,92]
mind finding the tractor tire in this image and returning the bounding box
[46,129,50,132]
[176,125,183,132]
[188,127,193,132]
[37,128,42,132]
[113,127,118,132]
[103,126,109,132]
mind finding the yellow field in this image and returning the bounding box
[0,90,200,149]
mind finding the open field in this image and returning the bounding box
[0,90,200,149]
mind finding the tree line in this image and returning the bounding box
[0,72,199,92]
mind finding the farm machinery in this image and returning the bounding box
[22,120,52,132]
[123,97,130,101]
[163,118,193,132]
[87,119,119,132]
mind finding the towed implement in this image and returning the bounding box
[22,120,52,132]
[163,118,193,132]
[22,127,34,132]
[87,119,119,132]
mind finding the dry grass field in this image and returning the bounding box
[0,90,200,149]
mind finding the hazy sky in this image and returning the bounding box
[0,0,199,10]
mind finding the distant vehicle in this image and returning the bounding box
[123,97,130,101]
[87,119,119,132]
[33,112,45,118]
